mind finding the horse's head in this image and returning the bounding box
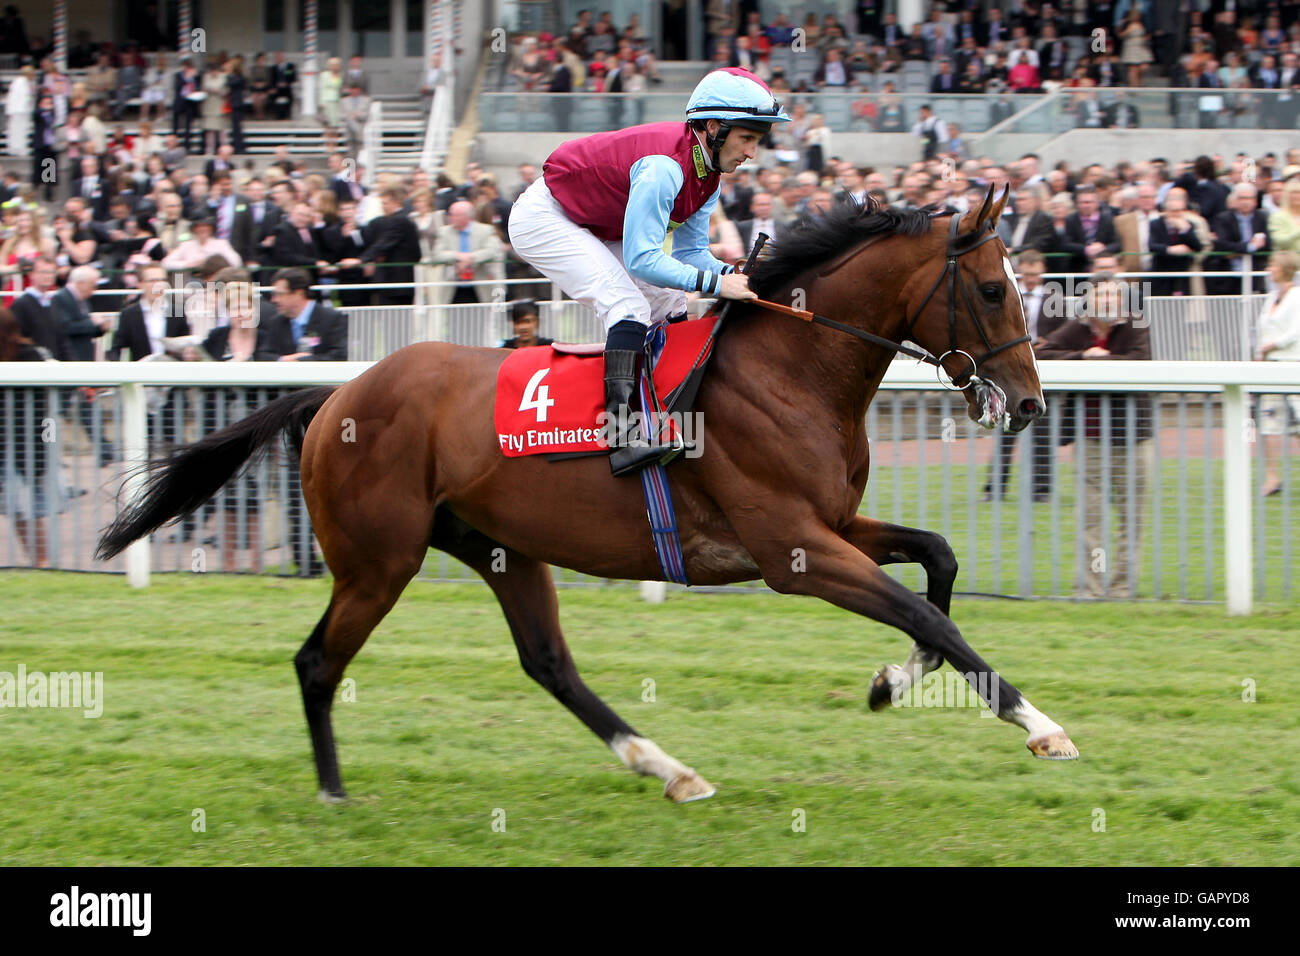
[901,185,1045,433]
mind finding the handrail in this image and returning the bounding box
[420,80,451,175]
[2,360,1296,390]
[362,99,382,187]
[0,359,1283,610]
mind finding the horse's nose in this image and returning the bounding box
[1019,397,1045,421]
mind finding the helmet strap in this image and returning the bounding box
[703,121,730,170]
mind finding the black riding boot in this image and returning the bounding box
[604,348,684,476]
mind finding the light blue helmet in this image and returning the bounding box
[685,68,791,127]
[686,69,789,169]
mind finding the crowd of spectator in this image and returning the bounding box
[698,3,1300,95]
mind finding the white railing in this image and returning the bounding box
[421,80,452,176]
[3,359,1296,613]
[420,0,457,176]
[362,98,382,187]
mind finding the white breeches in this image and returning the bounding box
[507,176,686,332]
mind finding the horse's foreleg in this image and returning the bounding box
[838,515,953,710]
[434,516,715,802]
[758,526,1078,759]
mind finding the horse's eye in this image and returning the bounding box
[981,283,1004,303]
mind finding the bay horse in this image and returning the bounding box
[98,186,1079,805]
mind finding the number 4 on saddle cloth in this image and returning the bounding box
[494,318,717,461]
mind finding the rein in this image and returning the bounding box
[753,214,1031,391]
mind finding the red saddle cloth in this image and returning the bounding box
[494,317,715,457]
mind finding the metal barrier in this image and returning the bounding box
[1147,295,1267,362]
[1,361,1296,614]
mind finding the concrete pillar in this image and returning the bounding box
[303,0,319,117]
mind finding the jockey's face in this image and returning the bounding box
[716,125,763,172]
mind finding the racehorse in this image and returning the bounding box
[98,185,1079,805]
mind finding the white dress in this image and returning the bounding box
[4,74,33,158]
[1257,285,1300,435]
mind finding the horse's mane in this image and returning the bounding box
[748,199,960,297]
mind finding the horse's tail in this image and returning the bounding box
[96,386,337,560]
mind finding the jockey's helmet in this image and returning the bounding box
[685,68,790,167]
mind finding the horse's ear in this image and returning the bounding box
[987,184,1011,227]
[973,182,997,230]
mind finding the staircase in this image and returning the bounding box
[370,94,430,176]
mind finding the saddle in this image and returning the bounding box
[493,316,719,462]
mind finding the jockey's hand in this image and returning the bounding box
[718,272,758,301]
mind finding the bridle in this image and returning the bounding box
[748,212,1031,392]
[896,213,1031,389]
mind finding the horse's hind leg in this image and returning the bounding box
[294,498,430,801]
[432,510,715,803]
[838,516,952,710]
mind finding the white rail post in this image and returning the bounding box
[1221,383,1252,614]
[119,382,151,588]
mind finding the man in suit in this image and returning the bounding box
[153,192,192,255]
[1036,269,1153,598]
[930,58,958,93]
[341,83,370,152]
[1113,181,1159,276]
[54,265,110,360]
[326,152,365,204]
[344,55,369,94]
[1209,183,1272,295]
[230,176,281,268]
[108,262,191,447]
[262,267,347,361]
[68,155,111,220]
[108,262,190,361]
[359,184,422,305]
[426,199,505,305]
[9,257,70,360]
[736,191,783,252]
[206,171,241,245]
[1104,91,1141,129]
[1061,184,1120,275]
[982,250,1066,501]
[718,170,753,222]
[1037,24,1068,81]
[271,52,297,121]
[1175,154,1229,229]
[203,143,237,183]
[982,5,1008,47]
[319,198,368,307]
[172,58,201,155]
[997,188,1055,255]
[269,201,327,277]
[55,265,116,464]
[262,266,347,577]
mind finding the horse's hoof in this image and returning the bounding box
[317,789,348,804]
[1026,731,1079,760]
[664,771,716,803]
[868,665,899,711]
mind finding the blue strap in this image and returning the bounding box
[636,324,689,585]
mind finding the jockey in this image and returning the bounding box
[508,67,788,475]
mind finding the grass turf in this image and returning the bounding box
[1,572,1296,865]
